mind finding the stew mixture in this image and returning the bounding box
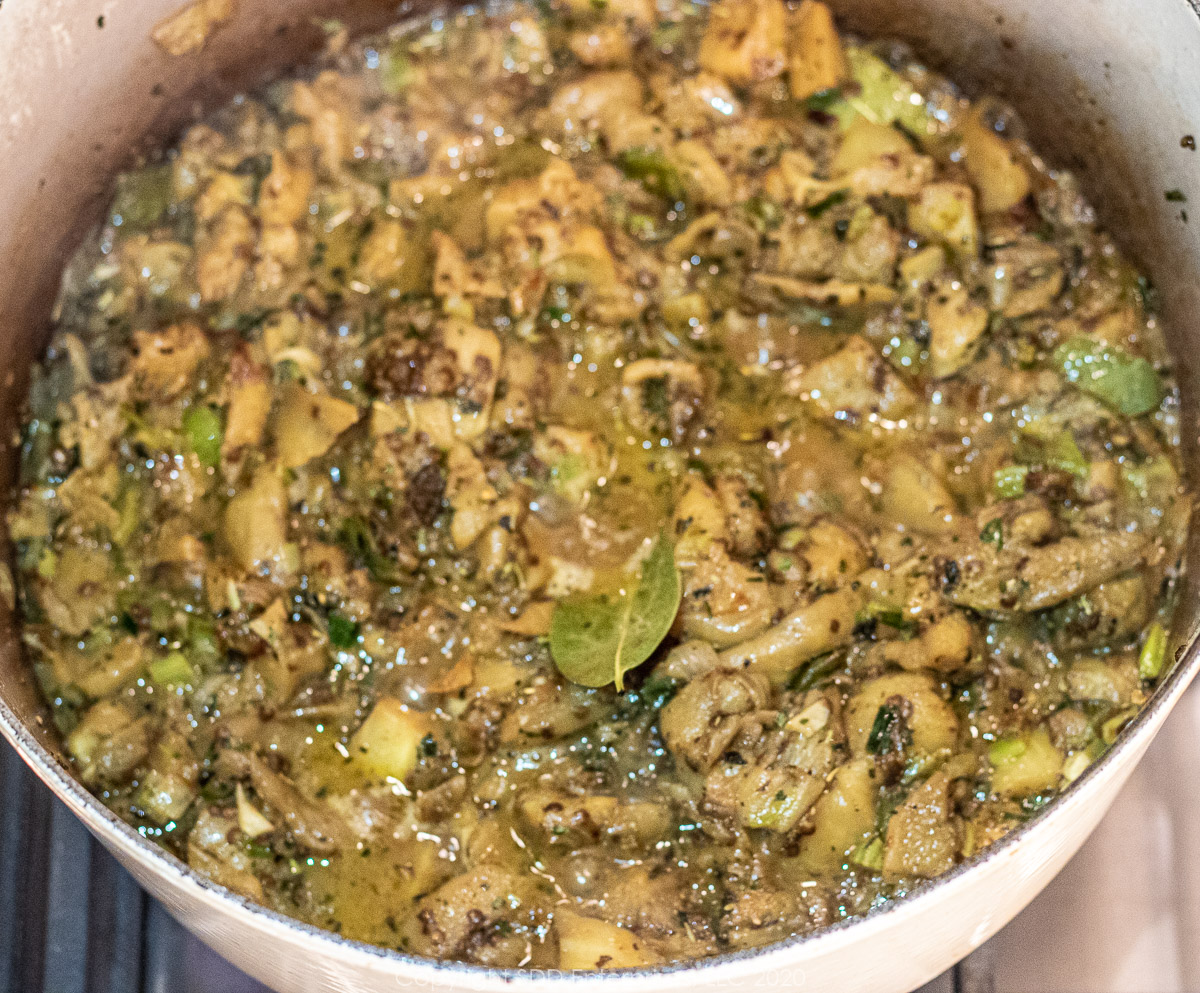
[10,0,1191,969]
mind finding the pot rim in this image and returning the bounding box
[3,0,1200,982]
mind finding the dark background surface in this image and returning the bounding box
[0,740,979,993]
[0,741,270,993]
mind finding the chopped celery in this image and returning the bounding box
[990,729,1062,796]
[1053,336,1164,417]
[1061,751,1091,783]
[845,48,929,136]
[149,651,194,687]
[379,42,415,95]
[617,147,687,203]
[745,787,805,830]
[1138,621,1168,680]
[987,736,1026,764]
[1043,432,1090,479]
[187,616,222,669]
[993,464,1028,499]
[742,194,784,233]
[135,768,195,823]
[851,836,884,871]
[1121,455,1178,502]
[110,164,173,232]
[182,405,224,468]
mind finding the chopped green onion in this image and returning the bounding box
[638,675,679,709]
[1101,707,1138,745]
[859,600,917,634]
[787,650,843,692]
[867,703,907,755]
[1138,621,1168,680]
[109,164,173,232]
[803,87,843,111]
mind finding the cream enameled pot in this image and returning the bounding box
[1,0,1199,990]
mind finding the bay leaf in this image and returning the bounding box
[549,533,681,690]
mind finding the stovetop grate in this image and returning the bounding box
[0,741,986,993]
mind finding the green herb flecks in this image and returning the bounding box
[743,195,784,233]
[806,188,849,219]
[328,612,361,650]
[337,516,402,585]
[979,517,1004,551]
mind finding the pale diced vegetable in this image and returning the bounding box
[910,182,979,257]
[788,1,847,100]
[558,913,661,969]
[223,465,288,571]
[350,697,433,782]
[698,0,787,86]
[274,383,360,469]
[989,728,1063,797]
[959,109,1032,213]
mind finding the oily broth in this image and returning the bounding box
[9,0,1190,968]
